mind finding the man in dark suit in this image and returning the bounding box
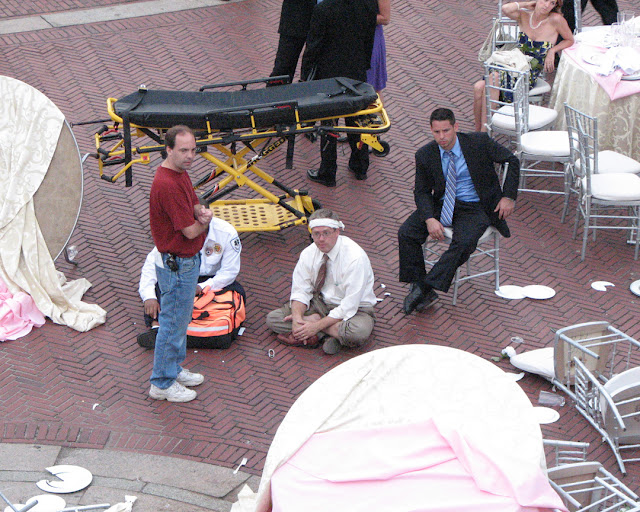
[300,0,377,186]
[398,108,520,314]
[270,0,317,83]
[561,0,618,34]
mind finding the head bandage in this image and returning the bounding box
[309,219,345,230]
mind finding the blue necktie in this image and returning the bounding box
[440,151,457,227]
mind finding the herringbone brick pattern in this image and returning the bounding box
[1,0,639,492]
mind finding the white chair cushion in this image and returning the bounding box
[586,173,640,201]
[493,105,557,132]
[528,105,558,130]
[520,131,570,156]
[596,150,640,174]
[441,225,498,243]
[529,78,551,97]
[509,347,555,380]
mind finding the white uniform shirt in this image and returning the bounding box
[290,235,376,321]
[138,218,241,302]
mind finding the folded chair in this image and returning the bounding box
[547,460,640,510]
[508,321,640,400]
[543,439,589,468]
[574,357,640,474]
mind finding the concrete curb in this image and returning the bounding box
[0,444,260,512]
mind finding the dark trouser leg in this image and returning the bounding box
[424,202,490,293]
[398,210,430,284]
[561,0,589,33]
[346,116,369,174]
[319,119,338,180]
[270,35,306,83]
[589,0,618,25]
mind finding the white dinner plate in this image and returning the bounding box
[522,285,556,300]
[495,285,526,299]
[532,406,560,424]
[631,280,640,297]
[621,71,640,81]
[591,280,615,291]
[581,50,604,66]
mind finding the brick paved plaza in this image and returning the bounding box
[1,0,639,493]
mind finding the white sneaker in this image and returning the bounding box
[149,381,197,402]
[176,368,204,387]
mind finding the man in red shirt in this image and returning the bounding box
[148,125,212,402]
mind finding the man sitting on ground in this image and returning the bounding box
[266,209,376,355]
[138,217,245,347]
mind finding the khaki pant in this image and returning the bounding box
[266,294,375,348]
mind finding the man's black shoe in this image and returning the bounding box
[348,166,368,180]
[402,283,426,315]
[137,328,158,349]
[307,168,336,187]
[414,289,439,312]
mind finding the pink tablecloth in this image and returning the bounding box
[0,277,45,341]
[563,45,640,101]
[271,419,566,512]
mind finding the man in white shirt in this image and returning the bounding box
[266,208,376,355]
[138,217,244,347]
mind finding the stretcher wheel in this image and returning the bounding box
[372,140,390,157]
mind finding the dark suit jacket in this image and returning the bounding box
[414,132,520,237]
[278,0,316,38]
[300,0,377,81]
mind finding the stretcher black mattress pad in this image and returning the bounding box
[114,78,377,130]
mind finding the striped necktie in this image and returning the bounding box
[440,150,457,227]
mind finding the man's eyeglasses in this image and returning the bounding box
[311,228,337,240]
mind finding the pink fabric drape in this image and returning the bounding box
[271,420,567,512]
[0,277,45,341]
[564,45,640,101]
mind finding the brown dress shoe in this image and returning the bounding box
[276,333,320,348]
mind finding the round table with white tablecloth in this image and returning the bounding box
[231,344,567,512]
[549,43,640,162]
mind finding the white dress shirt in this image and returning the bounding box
[290,235,376,321]
[139,218,241,302]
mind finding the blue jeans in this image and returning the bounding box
[150,252,201,389]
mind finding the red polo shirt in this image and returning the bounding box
[149,166,206,257]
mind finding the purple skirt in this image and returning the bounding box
[366,25,387,92]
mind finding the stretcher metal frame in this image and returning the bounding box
[90,76,390,232]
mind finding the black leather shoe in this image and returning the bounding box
[137,328,158,349]
[414,289,439,312]
[307,168,336,187]
[402,283,426,315]
[348,166,368,180]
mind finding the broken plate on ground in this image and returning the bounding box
[36,465,93,493]
[4,495,66,512]
[631,280,640,297]
[591,280,615,291]
[532,406,560,424]
[495,285,526,299]
[522,285,556,300]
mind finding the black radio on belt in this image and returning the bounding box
[165,254,179,272]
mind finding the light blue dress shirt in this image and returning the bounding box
[439,138,480,203]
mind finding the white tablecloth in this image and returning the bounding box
[232,345,566,512]
[549,48,640,162]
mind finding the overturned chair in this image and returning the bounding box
[88,76,390,232]
[509,321,640,473]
